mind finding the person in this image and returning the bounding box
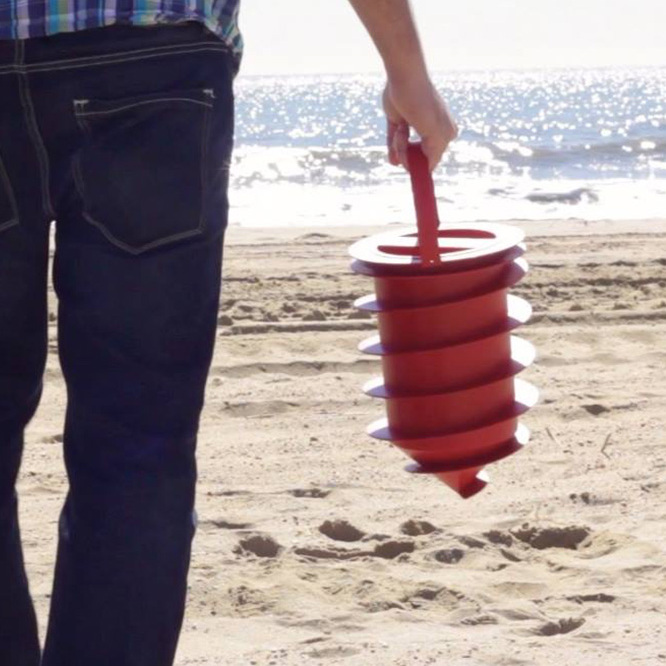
[0,0,458,664]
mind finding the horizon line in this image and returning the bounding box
[237,63,666,79]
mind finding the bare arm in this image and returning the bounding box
[347,0,458,171]
[347,0,429,82]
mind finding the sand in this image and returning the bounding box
[20,218,666,665]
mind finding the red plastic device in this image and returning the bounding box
[348,142,538,498]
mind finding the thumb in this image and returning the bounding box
[420,135,445,173]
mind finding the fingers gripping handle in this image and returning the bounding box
[406,142,441,266]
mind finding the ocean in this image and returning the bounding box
[231,67,666,228]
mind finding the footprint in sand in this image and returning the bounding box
[483,529,514,547]
[400,519,437,536]
[534,617,585,636]
[294,546,365,561]
[294,540,415,561]
[433,548,465,564]
[510,524,591,550]
[373,540,415,559]
[233,534,283,558]
[318,520,365,542]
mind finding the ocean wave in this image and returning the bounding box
[229,176,666,227]
[524,188,599,205]
[528,138,666,160]
[449,137,666,174]
[232,136,666,189]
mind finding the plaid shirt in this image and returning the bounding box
[0,0,242,60]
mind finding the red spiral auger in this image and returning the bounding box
[348,142,538,499]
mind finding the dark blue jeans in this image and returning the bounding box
[0,22,237,666]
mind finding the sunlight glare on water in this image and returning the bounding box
[232,68,666,227]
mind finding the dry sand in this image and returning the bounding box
[20,219,666,665]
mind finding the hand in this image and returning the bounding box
[383,74,458,172]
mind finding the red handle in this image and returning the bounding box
[406,142,441,266]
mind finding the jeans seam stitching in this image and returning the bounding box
[75,98,214,116]
[0,43,230,76]
[198,93,213,236]
[81,210,205,254]
[71,109,89,202]
[16,41,56,220]
[39,38,230,68]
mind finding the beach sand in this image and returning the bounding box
[20,219,666,665]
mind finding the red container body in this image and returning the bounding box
[374,287,511,352]
[403,415,519,464]
[383,375,516,438]
[369,250,526,308]
[364,336,535,439]
[365,330,514,395]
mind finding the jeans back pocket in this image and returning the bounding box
[72,88,214,255]
[0,153,19,234]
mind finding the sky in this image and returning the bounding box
[237,0,666,76]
